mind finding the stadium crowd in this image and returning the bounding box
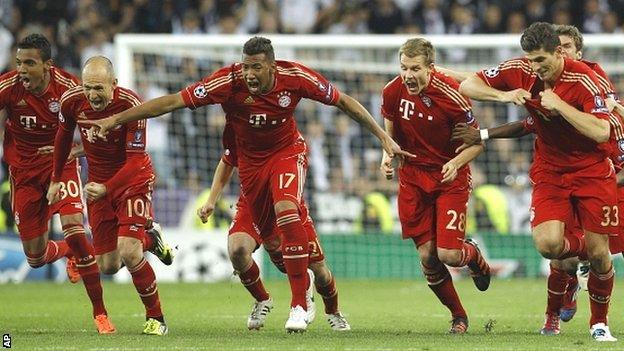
[0,0,622,236]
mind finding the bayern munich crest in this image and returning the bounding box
[48,99,60,113]
[278,91,292,107]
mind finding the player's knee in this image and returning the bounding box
[99,261,121,275]
[534,237,563,259]
[309,261,331,285]
[437,249,462,267]
[228,244,252,268]
[587,246,611,272]
[419,252,438,268]
[118,241,143,268]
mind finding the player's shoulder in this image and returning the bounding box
[50,66,79,89]
[60,84,84,105]
[498,57,534,75]
[203,63,243,90]
[116,86,142,106]
[430,72,471,111]
[580,59,609,78]
[276,60,321,83]
[382,75,403,96]
[561,58,603,93]
[0,70,19,94]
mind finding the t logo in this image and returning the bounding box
[399,99,415,120]
[19,115,37,129]
[249,113,267,128]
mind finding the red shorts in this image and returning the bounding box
[529,160,617,235]
[229,193,324,262]
[238,141,308,235]
[397,165,471,250]
[87,175,155,255]
[10,159,84,241]
[609,186,624,254]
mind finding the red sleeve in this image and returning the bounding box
[104,153,145,191]
[381,77,401,122]
[180,66,235,110]
[52,97,78,181]
[0,72,17,109]
[221,122,237,167]
[120,89,147,153]
[476,59,528,91]
[293,63,340,105]
[588,61,618,100]
[522,115,537,133]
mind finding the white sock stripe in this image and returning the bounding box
[128,258,147,273]
[277,217,301,226]
[242,276,261,286]
[138,288,158,298]
[283,254,309,259]
[76,260,97,268]
[547,289,566,295]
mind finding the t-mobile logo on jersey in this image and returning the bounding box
[19,115,37,129]
[249,113,267,128]
[399,99,415,120]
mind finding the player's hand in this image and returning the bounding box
[451,123,481,147]
[606,97,617,113]
[380,135,415,167]
[69,145,85,160]
[197,201,215,224]
[77,115,117,140]
[441,160,459,183]
[380,152,394,180]
[46,181,62,205]
[84,182,107,202]
[539,89,563,111]
[501,89,531,105]
[37,145,54,155]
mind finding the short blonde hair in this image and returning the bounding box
[399,38,435,65]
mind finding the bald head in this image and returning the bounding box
[82,56,117,111]
[82,56,115,81]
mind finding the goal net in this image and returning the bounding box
[115,33,624,280]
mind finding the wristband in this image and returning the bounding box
[479,129,489,141]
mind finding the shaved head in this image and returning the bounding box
[82,56,115,82]
[82,56,117,111]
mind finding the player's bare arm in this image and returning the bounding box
[452,121,530,147]
[539,89,610,143]
[441,144,484,183]
[435,66,472,82]
[335,93,415,160]
[80,92,186,138]
[460,75,530,105]
[197,159,235,224]
[380,119,397,180]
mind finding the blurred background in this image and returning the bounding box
[1,0,624,283]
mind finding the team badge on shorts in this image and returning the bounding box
[278,91,292,107]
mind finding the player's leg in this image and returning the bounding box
[10,167,70,267]
[416,239,468,334]
[118,191,167,336]
[558,257,581,323]
[269,154,313,332]
[435,190,491,292]
[263,236,286,273]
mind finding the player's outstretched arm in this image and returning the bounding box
[540,89,610,143]
[441,144,484,183]
[435,66,472,82]
[380,119,397,180]
[334,93,415,160]
[452,121,530,144]
[79,92,186,138]
[459,75,530,105]
[197,159,235,224]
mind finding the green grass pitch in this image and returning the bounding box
[1,278,622,350]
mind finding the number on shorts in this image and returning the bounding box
[600,205,619,227]
[446,210,466,232]
[278,173,296,189]
[126,198,150,218]
[58,180,80,200]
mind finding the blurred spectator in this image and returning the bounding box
[368,0,403,34]
[478,4,503,34]
[80,27,114,66]
[582,0,608,33]
[278,0,334,34]
[307,119,330,191]
[414,0,446,34]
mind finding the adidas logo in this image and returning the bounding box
[17,99,27,106]
[244,96,254,104]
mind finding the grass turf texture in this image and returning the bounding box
[1,279,622,350]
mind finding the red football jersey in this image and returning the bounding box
[381,70,477,168]
[221,121,238,167]
[478,57,611,171]
[56,86,152,183]
[180,60,340,166]
[0,67,79,168]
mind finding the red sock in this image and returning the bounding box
[64,225,107,317]
[588,266,614,326]
[422,261,466,318]
[458,242,477,267]
[277,209,309,309]
[546,264,567,315]
[268,250,286,273]
[128,258,163,320]
[239,260,270,302]
[141,231,154,252]
[26,241,70,268]
[559,237,585,259]
[315,275,338,314]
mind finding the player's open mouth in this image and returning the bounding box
[19,76,31,89]
[405,81,418,92]
[247,81,260,91]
